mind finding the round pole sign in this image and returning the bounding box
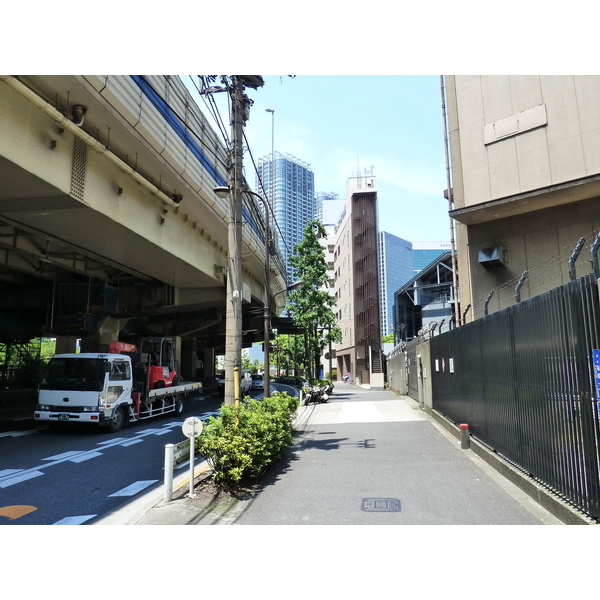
[182,416,203,438]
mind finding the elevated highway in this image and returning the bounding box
[0,75,287,381]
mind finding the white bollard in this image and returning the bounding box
[164,443,175,502]
[188,420,196,498]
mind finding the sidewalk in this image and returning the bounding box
[101,383,591,525]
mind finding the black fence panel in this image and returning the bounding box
[431,274,600,521]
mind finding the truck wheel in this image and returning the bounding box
[109,406,127,433]
[175,398,184,415]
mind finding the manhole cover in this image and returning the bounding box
[361,498,402,512]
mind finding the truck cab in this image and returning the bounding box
[35,353,133,432]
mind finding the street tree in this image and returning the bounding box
[286,220,341,381]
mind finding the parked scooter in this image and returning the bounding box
[317,384,329,403]
[301,384,316,406]
[302,382,330,405]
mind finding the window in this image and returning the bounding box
[110,360,131,381]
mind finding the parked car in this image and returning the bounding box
[215,369,252,395]
[241,369,252,394]
[251,374,264,390]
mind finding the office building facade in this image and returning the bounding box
[378,232,414,336]
[412,241,452,274]
[332,175,384,388]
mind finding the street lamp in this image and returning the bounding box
[266,279,304,397]
[265,108,275,211]
[213,185,305,397]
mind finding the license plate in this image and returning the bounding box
[57,414,70,421]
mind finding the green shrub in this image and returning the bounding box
[196,392,299,487]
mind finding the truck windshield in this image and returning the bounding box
[39,358,106,392]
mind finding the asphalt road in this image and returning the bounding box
[0,391,224,525]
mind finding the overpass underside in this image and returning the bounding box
[0,75,287,379]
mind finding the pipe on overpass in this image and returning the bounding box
[0,75,179,208]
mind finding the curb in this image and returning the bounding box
[94,458,211,525]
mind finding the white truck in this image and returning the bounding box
[34,342,203,433]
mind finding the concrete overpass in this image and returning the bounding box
[0,75,288,382]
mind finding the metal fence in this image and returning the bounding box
[430,273,600,521]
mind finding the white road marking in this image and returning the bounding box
[53,515,97,525]
[296,399,427,426]
[96,437,128,445]
[108,480,158,497]
[0,419,189,488]
[43,451,87,461]
[0,469,23,477]
[0,430,40,438]
[120,438,143,447]
[69,451,103,463]
[0,470,45,488]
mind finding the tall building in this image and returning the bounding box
[412,241,452,274]
[316,191,345,225]
[332,175,383,388]
[378,232,414,336]
[256,151,315,283]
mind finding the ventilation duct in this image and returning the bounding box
[478,245,507,270]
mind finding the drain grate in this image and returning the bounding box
[362,498,402,512]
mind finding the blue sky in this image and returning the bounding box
[187,75,451,243]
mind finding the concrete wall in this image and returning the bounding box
[387,351,408,395]
[451,76,600,208]
[416,340,433,409]
[467,196,600,317]
[446,75,600,320]
[386,339,433,409]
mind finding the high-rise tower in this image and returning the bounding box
[378,232,414,336]
[256,151,315,283]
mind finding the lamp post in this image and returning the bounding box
[214,185,271,398]
[214,186,304,399]
[265,108,274,211]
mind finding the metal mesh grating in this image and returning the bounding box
[70,138,88,201]
[0,196,84,212]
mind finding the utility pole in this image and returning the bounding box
[223,76,245,406]
[200,75,263,406]
[224,76,264,406]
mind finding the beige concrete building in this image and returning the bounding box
[331,175,384,388]
[445,75,600,321]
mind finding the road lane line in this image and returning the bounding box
[108,480,159,497]
[69,451,103,463]
[53,515,97,525]
[0,470,45,488]
[1,420,183,488]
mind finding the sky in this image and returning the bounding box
[187,75,451,243]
